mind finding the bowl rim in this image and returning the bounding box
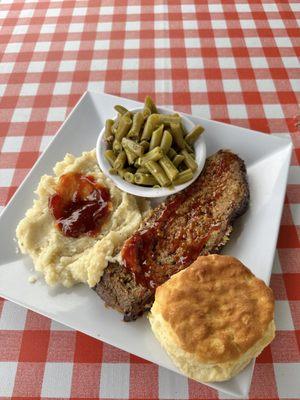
[96,105,206,198]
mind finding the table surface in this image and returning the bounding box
[0,1,299,399]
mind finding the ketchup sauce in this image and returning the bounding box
[121,152,235,289]
[121,199,219,289]
[49,172,111,238]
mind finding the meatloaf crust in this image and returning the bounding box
[94,150,250,321]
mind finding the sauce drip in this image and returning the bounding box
[49,172,111,238]
[122,151,235,289]
[122,205,220,289]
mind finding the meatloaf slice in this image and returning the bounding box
[94,150,250,321]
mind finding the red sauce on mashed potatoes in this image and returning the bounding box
[49,172,111,238]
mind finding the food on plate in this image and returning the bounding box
[94,150,250,320]
[149,255,275,382]
[16,150,150,288]
[49,172,111,238]
[103,96,204,188]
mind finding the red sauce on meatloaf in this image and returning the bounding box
[49,172,111,238]
[121,151,236,289]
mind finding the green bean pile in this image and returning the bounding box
[104,96,204,188]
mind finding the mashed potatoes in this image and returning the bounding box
[16,150,150,288]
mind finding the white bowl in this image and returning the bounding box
[96,106,206,198]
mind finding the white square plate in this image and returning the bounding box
[0,92,292,397]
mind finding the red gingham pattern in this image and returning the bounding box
[0,0,299,398]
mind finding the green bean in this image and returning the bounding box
[142,106,151,119]
[185,125,204,144]
[127,112,144,139]
[122,138,144,157]
[160,130,173,154]
[159,155,179,181]
[111,116,120,135]
[109,168,118,175]
[170,122,186,150]
[124,171,135,183]
[124,111,133,119]
[113,139,122,154]
[184,140,194,153]
[134,173,158,186]
[173,154,185,168]
[135,157,143,167]
[180,122,187,136]
[167,148,177,160]
[144,96,157,114]
[134,158,141,168]
[181,149,198,172]
[124,146,137,164]
[145,161,170,187]
[136,166,149,173]
[140,146,164,166]
[149,124,163,151]
[114,151,127,170]
[114,105,128,115]
[173,169,193,185]
[141,114,160,141]
[104,119,114,142]
[140,140,150,152]
[104,150,116,167]
[117,168,127,178]
[158,114,181,125]
[115,116,132,141]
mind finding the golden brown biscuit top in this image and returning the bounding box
[155,255,274,363]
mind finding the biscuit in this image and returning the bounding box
[149,255,275,382]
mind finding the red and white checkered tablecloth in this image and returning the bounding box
[0,0,299,398]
